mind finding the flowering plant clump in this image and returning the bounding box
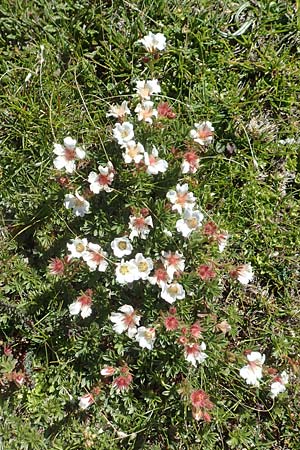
[3,14,298,448]
[44,32,292,435]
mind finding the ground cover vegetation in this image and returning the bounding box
[0,0,300,448]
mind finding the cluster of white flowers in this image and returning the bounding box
[166,183,204,240]
[67,238,108,272]
[239,351,289,399]
[109,305,156,350]
[51,32,289,409]
[108,77,168,174]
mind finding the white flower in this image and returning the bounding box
[135,79,161,100]
[184,342,207,367]
[115,259,139,284]
[106,101,131,119]
[88,162,115,193]
[161,250,185,278]
[135,326,156,350]
[160,282,185,304]
[128,214,153,240]
[233,264,254,285]
[113,122,134,145]
[82,243,108,272]
[111,237,133,258]
[217,232,230,253]
[69,292,93,319]
[239,351,265,386]
[190,121,214,145]
[100,366,115,376]
[78,393,94,409]
[144,146,168,175]
[67,238,88,259]
[122,141,145,164]
[138,32,166,52]
[270,371,289,399]
[133,253,153,280]
[109,305,141,338]
[176,209,204,238]
[180,151,200,174]
[53,137,85,173]
[135,101,158,124]
[166,183,196,214]
[64,192,90,217]
[148,267,172,288]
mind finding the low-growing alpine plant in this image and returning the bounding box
[1,1,300,448]
[46,29,291,431]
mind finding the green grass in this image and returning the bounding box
[1,0,300,448]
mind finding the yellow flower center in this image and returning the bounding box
[118,241,127,250]
[186,217,198,229]
[120,265,129,275]
[128,146,138,158]
[168,285,179,295]
[75,243,85,252]
[138,261,148,272]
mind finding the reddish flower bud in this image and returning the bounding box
[178,335,187,345]
[48,257,64,275]
[157,102,176,119]
[190,389,214,410]
[3,345,12,356]
[113,374,133,392]
[190,322,202,338]
[164,316,179,331]
[169,306,177,315]
[197,264,216,281]
[203,221,218,237]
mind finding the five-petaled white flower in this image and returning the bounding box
[109,305,141,338]
[144,146,168,175]
[176,209,204,238]
[138,32,166,53]
[64,192,90,217]
[181,151,200,174]
[135,79,161,100]
[239,351,265,386]
[135,326,156,350]
[184,342,207,367]
[190,121,214,146]
[67,238,88,259]
[133,253,153,280]
[148,267,172,288]
[88,162,115,193]
[166,183,196,214]
[78,393,94,410]
[128,214,153,240]
[115,259,139,284]
[122,141,145,164]
[106,101,131,119]
[69,291,93,319]
[160,281,185,304]
[135,101,158,124]
[83,243,108,272]
[232,264,254,285]
[113,122,134,145]
[161,250,185,278]
[53,136,85,173]
[270,371,289,399]
[111,237,133,258]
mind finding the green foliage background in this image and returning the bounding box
[0,0,300,448]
